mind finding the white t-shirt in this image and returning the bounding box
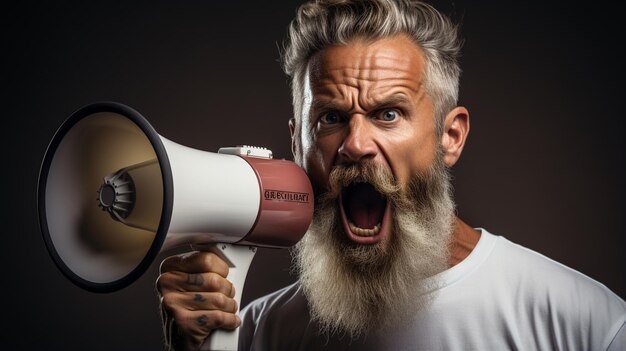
[239,229,626,350]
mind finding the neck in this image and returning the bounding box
[448,217,480,267]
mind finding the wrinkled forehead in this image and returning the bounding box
[307,35,426,89]
[292,35,429,135]
[292,36,433,145]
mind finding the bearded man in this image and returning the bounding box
[156,1,626,350]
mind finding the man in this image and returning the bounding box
[156,0,626,350]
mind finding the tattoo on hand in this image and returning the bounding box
[197,315,208,326]
[187,273,204,286]
[194,293,206,302]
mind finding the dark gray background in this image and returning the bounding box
[2,1,624,350]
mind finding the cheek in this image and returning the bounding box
[302,135,340,190]
[384,130,438,185]
[303,151,329,194]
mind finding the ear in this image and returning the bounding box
[289,118,297,159]
[440,106,470,167]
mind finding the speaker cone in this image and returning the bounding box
[38,102,173,292]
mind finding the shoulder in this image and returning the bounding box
[483,230,626,348]
[491,233,623,303]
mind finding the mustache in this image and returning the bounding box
[315,156,451,216]
[319,161,401,204]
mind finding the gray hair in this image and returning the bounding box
[282,0,463,137]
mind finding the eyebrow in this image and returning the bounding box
[314,93,413,110]
[311,99,340,113]
[368,94,414,109]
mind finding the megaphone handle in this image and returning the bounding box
[193,243,257,351]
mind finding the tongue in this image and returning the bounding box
[345,183,386,229]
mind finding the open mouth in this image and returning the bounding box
[339,182,392,244]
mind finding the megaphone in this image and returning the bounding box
[37,101,314,350]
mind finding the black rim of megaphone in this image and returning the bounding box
[37,101,174,293]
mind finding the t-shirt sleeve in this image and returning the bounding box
[607,319,626,351]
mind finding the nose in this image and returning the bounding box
[338,116,378,164]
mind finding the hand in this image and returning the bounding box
[156,251,241,351]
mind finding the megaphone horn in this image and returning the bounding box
[37,101,314,350]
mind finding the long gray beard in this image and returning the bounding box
[293,154,455,339]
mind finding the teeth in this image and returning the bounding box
[348,221,381,237]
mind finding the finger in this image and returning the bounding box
[162,291,238,313]
[173,309,241,336]
[159,251,229,277]
[157,271,235,296]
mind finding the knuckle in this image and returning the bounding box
[193,312,221,332]
[229,281,235,297]
[203,253,229,276]
[232,298,238,312]
[210,311,226,327]
[209,311,238,329]
[206,273,222,290]
[202,252,217,269]
[191,311,239,331]
[218,295,237,313]
[214,294,228,310]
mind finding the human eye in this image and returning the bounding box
[378,109,399,122]
[320,111,342,125]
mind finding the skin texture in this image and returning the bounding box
[157,251,240,350]
[290,35,479,262]
[156,34,479,350]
